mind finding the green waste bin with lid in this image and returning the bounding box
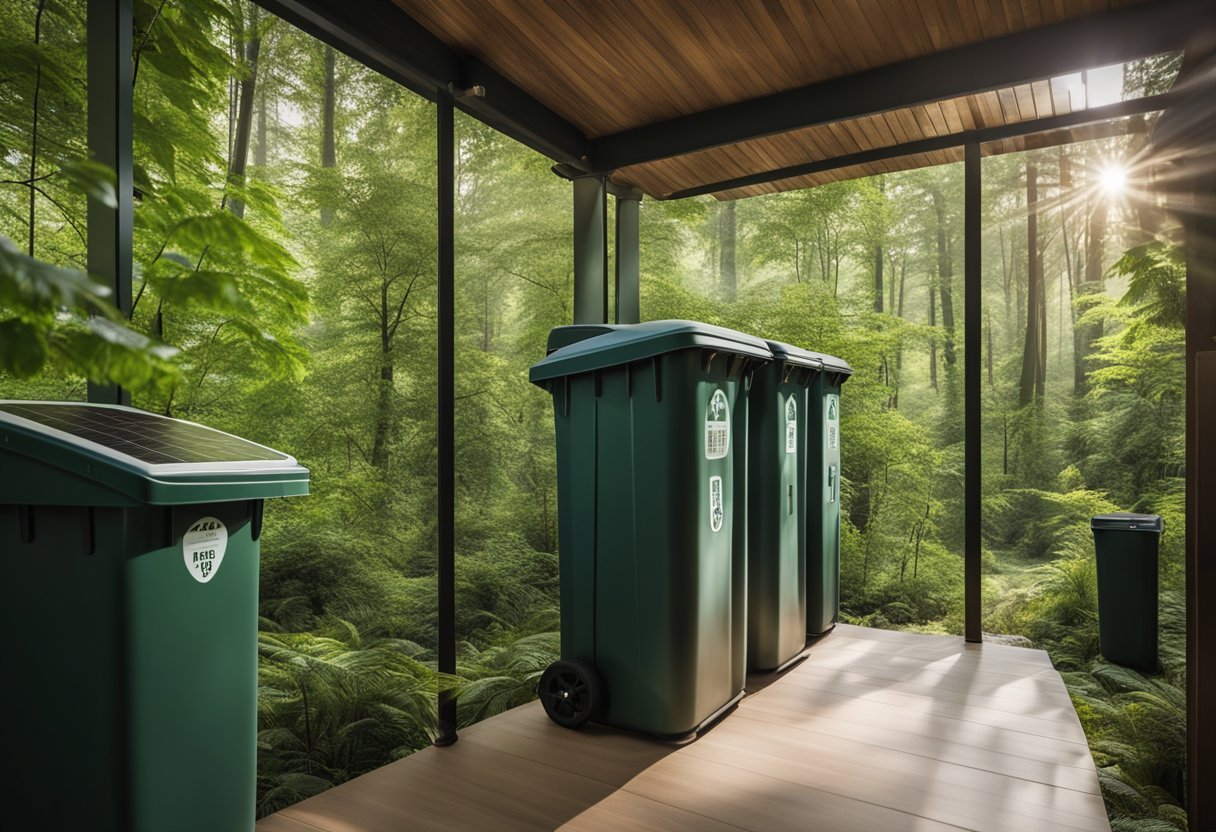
[1092,513,1163,673]
[747,341,822,671]
[530,321,771,737]
[0,401,309,832]
[805,353,853,636]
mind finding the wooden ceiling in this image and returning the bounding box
[392,0,1161,200]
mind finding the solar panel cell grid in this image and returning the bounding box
[0,403,287,465]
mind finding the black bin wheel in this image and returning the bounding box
[539,659,602,729]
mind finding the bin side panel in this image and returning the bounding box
[1094,527,1160,672]
[687,358,738,732]
[1,505,127,830]
[747,368,810,670]
[127,501,259,832]
[808,376,843,636]
[555,378,597,664]
[731,382,749,692]
[593,367,646,727]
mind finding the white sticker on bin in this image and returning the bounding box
[705,389,730,460]
[183,516,228,584]
[785,396,798,454]
[709,475,724,532]
[826,393,839,451]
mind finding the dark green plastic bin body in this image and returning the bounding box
[532,322,770,736]
[1092,513,1163,673]
[0,402,308,832]
[806,356,853,636]
[746,342,822,671]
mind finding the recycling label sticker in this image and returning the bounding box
[785,396,798,454]
[709,475,724,532]
[826,393,839,451]
[183,516,228,584]
[705,389,730,460]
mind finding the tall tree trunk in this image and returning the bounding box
[28,0,48,256]
[931,189,956,366]
[320,45,337,227]
[873,243,884,312]
[1019,161,1045,405]
[228,4,260,219]
[1014,238,1025,338]
[999,225,1012,348]
[1074,187,1108,393]
[929,283,939,391]
[255,80,268,167]
[720,199,737,299]
[986,308,994,386]
[371,283,393,469]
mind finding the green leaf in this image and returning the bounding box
[60,159,118,209]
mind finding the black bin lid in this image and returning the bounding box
[1091,513,1164,533]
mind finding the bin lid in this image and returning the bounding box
[546,324,619,354]
[0,401,310,506]
[797,350,852,379]
[1091,513,1163,532]
[765,340,824,371]
[530,320,772,383]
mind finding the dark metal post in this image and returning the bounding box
[1152,57,1216,820]
[1183,162,1216,832]
[572,176,607,324]
[614,195,640,324]
[964,141,982,644]
[86,0,134,406]
[434,86,457,747]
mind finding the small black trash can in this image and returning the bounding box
[1091,513,1163,673]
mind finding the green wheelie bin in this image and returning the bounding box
[805,353,853,637]
[530,321,771,737]
[1092,513,1163,673]
[747,341,822,671]
[0,401,308,832]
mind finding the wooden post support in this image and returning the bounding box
[86,0,134,406]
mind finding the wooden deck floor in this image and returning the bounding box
[258,624,1109,832]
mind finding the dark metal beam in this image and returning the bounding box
[590,0,1198,174]
[86,0,133,407]
[663,93,1173,200]
[964,141,981,644]
[434,87,457,748]
[253,0,589,167]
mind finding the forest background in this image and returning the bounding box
[0,2,1190,828]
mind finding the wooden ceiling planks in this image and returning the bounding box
[393,0,1139,137]
[391,0,1158,199]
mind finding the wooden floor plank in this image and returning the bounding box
[692,716,1108,829]
[259,625,1109,832]
[726,707,1101,790]
[557,791,748,831]
[775,663,1082,722]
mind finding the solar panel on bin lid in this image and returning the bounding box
[0,402,287,466]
